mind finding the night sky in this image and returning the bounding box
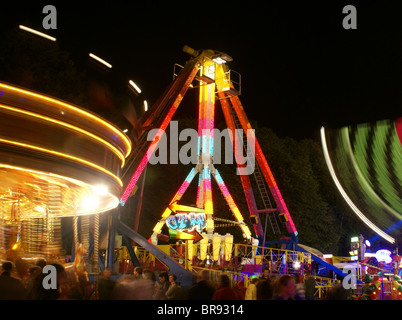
[2,1,401,141]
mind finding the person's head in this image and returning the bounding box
[134,267,143,277]
[218,274,231,288]
[143,269,155,281]
[159,271,169,283]
[169,274,177,283]
[35,259,47,269]
[276,275,296,300]
[103,269,112,277]
[250,275,259,284]
[262,268,270,279]
[199,269,210,282]
[1,261,13,273]
[29,266,41,276]
[52,263,67,286]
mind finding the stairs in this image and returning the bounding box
[231,108,281,235]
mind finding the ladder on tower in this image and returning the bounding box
[231,108,281,235]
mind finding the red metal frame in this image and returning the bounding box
[119,48,298,243]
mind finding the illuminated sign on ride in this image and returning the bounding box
[375,249,392,264]
[166,212,207,233]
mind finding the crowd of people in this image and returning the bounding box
[0,259,348,300]
[0,257,94,300]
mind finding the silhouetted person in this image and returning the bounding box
[0,261,26,300]
[186,269,215,300]
[35,258,47,269]
[274,275,296,300]
[212,274,240,300]
[98,269,115,300]
[326,284,349,300]
[304,270,316,300]
[257,269,273,300]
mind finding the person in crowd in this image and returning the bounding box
[166,273,182,300]
[257,268,273,300]
[98,268,115,300]
[28,263,68,300]
[24,265,42,299]
[35,258,47,269]
[15,257,29,286]
[153,271,169,300]
[212,273,240,300]
[133,266,143,280]
[0,261,26,299]
[304,270,316,300]
[110,273,135,299]
[326,284,349,300]
[245,275,258,300]
[186,269,215,300]
[274,275,297,300]
[140,269,157,300]
[294,274,306,300]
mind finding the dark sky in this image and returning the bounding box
[1,1,402,140]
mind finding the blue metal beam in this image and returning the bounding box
[122,234,141,267]
[113,218,194,288]
[296,245,348,278]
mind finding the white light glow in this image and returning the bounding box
[19,25,56,42]
[320,127,395,244]
[93,185,108,195]
[212,57,226,65]
[129,80,142,94]
[80,195,100,211]
[375,249,392,264]
[144,100,148,112]
[89,53,112,68]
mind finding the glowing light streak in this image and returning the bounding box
[320,127,395,244]
[129,80,142,94]
[214,169,245,222]
[89,53,112,69]
[0,164,119,215]
[203,167,213,215]
[0,83,131,157]
[0,138,122,187]
[0,103,126,167]
[170,168,197,204]
[19,25,56,42]
[343,127,402,220]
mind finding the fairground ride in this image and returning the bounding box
[108,46,347,285]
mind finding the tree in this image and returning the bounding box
[0,28,87,106]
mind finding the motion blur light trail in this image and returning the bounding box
[321,118,402,244]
